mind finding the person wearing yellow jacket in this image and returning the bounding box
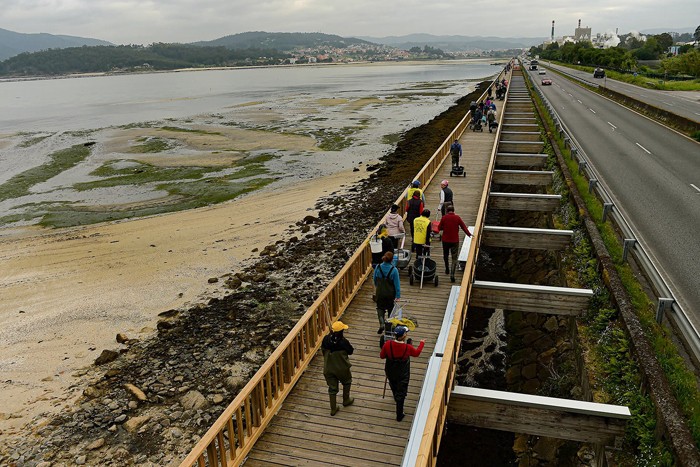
[412,209,431,259]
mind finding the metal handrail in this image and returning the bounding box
[528,70,700,366]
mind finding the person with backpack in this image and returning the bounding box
[449,140,462,169]
[373,251,401,334]
[380,325,425,421]
[405,191,423,251]
[322,321,354,416]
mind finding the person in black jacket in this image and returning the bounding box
[322,321,355,415]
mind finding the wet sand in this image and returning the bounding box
[0,168,365,438]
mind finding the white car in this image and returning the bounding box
[538,69,546,75]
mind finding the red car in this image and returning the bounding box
[541,78,552,85]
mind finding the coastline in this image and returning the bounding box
[0,168,366,439]
[0,57,500,83]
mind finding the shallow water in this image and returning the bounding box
[0,60,501,228]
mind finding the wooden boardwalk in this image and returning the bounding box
[243,118,497,466]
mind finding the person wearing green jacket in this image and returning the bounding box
[322,321,355,415]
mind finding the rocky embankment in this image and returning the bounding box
[1,84,490,466]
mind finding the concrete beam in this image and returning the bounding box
[500,131,541,142]
[470,280,593,315]
[496,153,548,168]
[497,141,545,154]
[489,192,561,211]
[492,169,553,185]
[448,386,629,445]
[482,225,573,250]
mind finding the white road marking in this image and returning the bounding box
[577,99,582,104]
[608,122,617,129]
[589,108,596,114]
[568,93,573,97]
[636,143,651,154]
[662,101,674,106]
[694,112,700,116]
[691,184,700,193]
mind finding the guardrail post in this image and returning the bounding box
[564,136,571,149]
[571,147,578,161]
[578,160,587,175]
[588,179,598,193]
[602,203,613,222]
[622,239,637,262]
[656,298,674,323]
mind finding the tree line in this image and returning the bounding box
[529,27,700,77]
[0,43,290,76]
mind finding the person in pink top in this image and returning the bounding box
[438,205,472,283]
[384,203,405,249]
[380,326,425,421]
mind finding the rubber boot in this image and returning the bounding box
[330,394,339,416]
[396,399,405,422]
[342,384,354,407]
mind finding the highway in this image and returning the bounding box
[542,61,700,123]
[529,68,700,327]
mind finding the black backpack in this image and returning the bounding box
[376,265,396,307]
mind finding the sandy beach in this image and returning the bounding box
[0,168,366,439]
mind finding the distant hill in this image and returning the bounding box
[0,27,112,61]
[192,31,376,51]
[358,33,545,52]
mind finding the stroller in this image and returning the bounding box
[407,245,438,288]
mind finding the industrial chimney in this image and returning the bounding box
[551,20,555,41]
[578,19,581,28]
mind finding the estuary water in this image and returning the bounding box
[1,60,498,132]
[0,59,501,228]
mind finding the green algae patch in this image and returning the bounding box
[129,137,175,153]
[159,126,223,136]
[38,176,274,228]
[18,134,52,148]
[382,133,402,145]
[0,143,92,202]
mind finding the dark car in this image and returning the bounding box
[593,67,605,78]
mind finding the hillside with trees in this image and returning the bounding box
[192,31,374,50]
[0,27,112,61]
[0,43,289,76]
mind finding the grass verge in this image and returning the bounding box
[529,74,700,463]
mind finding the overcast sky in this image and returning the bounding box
[3,0,697,44]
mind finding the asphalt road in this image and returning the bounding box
[529,68,700,328]
[541,62,700,123]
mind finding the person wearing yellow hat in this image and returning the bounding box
[322,321,354,415]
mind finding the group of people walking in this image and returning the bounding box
[322,157,472,422]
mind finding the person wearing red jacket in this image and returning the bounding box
[438,205,472,283]
[380,325,425,421]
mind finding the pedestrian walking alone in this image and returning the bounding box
[322,321,354,416]
[380,325,425,421]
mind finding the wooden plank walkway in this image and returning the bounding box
[243,108,497,466]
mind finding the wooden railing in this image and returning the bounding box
[179,73,500,466]
[413,66,513,467]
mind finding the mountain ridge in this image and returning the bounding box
[0,27,112,61]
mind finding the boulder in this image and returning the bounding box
[124,383,148,402]
[180,390,208,410]
[95,349,119,365]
